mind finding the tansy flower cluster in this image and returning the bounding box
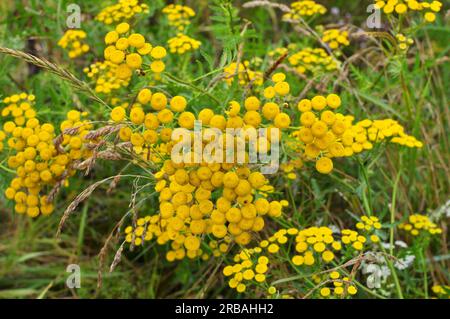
[153,162,284,245]
[223,61,263,86]
[374,0,442,22]
[120,89,301,260]
[355,216,382,243]
[279,160,304,180]
[318,271,358,298]
[223,249,270,293]
[283,1,327,20]
[1,94,94,217]
[110,89,184,163]
[268,47,289,59]
[57,30,90,59]
[399,214,442,236]
[262,72,293,102]
[432,285,450,299]
[162,4,196,32]
[58,110,96,162]
[1,93,36,128]
[217,73,293,130]
[95,0,149,25]
[395,33,414,51]
[84,61,131,94]
[104,23,167,79]
[168,34,201,55]
[356,216,382,232]
[288,48,339,75]
[124,215,232,261]
[124,158,286,260]
[287,227,344,264]
[290,94,423,174]
[292,94,352,174]
[353,118,423,148]
[322,29,350,50]
[223,225,377,296]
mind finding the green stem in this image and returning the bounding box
[77,203,89,257]
[357,157,373,216]
[181,53,190,77]
[0,162,16,174]
[390,169,402,256]
[418,247,429,299]
[164,73,221,106]
[400,70,413,122]
[287,180,299,218]
[379,244,404,299]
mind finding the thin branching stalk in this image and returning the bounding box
[0,46,110,109]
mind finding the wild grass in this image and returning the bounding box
[0,0,448,298]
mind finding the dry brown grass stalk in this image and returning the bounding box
[46,170,70,204]
[242,0,290,12]
[56,176,120,237]
[109,242,125,273]
[0,46,110,109]
[53,126,83,154]
[97,214,129,291]
[84,125,124,140]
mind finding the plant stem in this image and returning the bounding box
[357,157,373,216]
[390,169,402,256]
[418,246,429,299]
[164,73,222,106]
[379,244,404,299]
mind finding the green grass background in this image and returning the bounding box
[0,0,448,298]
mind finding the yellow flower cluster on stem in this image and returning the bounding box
[322,29,350,50]
[395,33,414,51]
[95,0,149,25]
[223,61,263,86]
[291,94,423,174]
[374,0,442,22]
[57,30,90,59]
[319,271,358,298]
[121,81,303,260]
[84,61,131,94]
[1,93,94,217]
[283,1,327,20]
[110,89,183,163]
[168,34,201,55]
[288,48,339,75]
[432,285,450,299]
[293,94,348,174]
[224,223,378,295]
[162,4,196,31]
[116,72,424,265]
[399,214,442,236]
[104,23,167,80]
[124,216,233,261]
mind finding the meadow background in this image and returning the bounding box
[0,0,448,298]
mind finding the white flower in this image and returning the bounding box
[394,255,415,270]
[381,240,408,250]
[362,264,391,289]
[361,252,391,289]
[431,199,450,219]
[395,240,408,248]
